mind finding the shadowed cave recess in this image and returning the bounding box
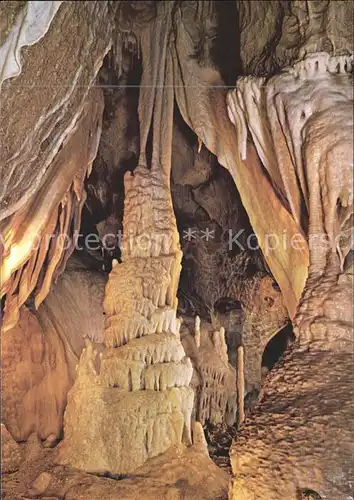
[0,2,353,500]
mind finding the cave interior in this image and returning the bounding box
[0,1,353,500]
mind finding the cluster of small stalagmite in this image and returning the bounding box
[196,332,236,426]
[181,316,237,426]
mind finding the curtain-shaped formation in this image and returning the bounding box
[227,52,353,344]
[1,89,104,332]
[171,4,309,319]
[0,1,115,331]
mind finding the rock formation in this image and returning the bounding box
[1,264,106,441]
[227,3,354,499]
[1,1,353,499]
[0,0,112,330]
[59,3,194,474]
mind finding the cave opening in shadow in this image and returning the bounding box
[262,323,295,373]
[1,295,5,323]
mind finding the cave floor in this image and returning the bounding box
[2,432,231,500]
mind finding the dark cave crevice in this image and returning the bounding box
[262,322,295,372]
[214,0,243,84]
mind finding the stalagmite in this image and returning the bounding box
[195,315,201,347]
[59,3,194,474]
[192,421,209,456]
[236,345,245,428]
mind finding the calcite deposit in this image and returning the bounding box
[1,1,353,499]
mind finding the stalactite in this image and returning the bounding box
[227,52,353,298]
[172,6,310,320]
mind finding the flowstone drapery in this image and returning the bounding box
[0,0,115,331]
